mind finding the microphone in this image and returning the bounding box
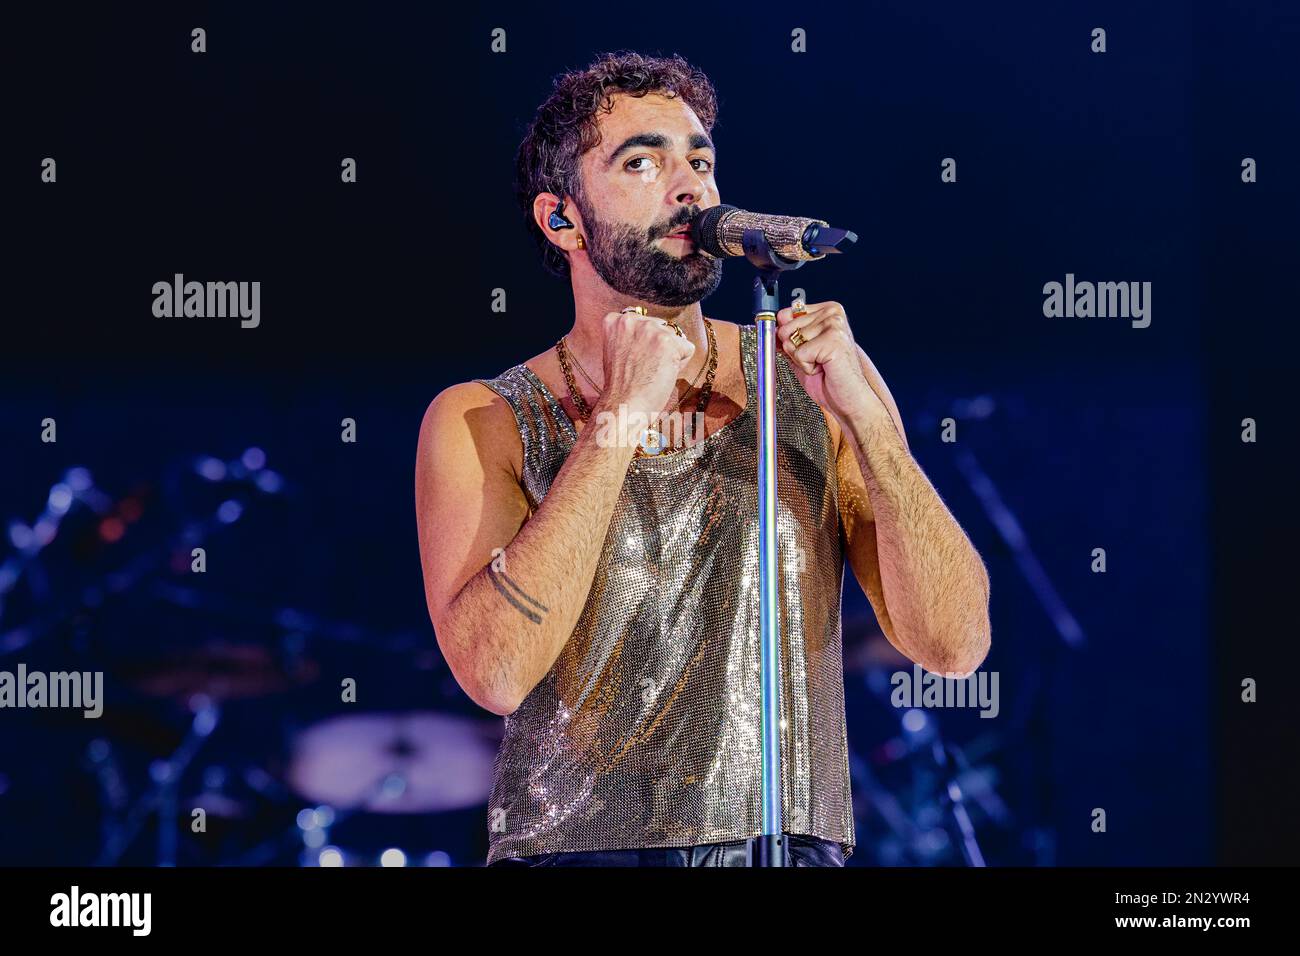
[689,204,857,262]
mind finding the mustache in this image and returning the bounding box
[651,206,703,240]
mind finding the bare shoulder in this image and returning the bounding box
[708,316,743,341]
[418,379,522,482]
[705,315,745,372]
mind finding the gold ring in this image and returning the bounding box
[621,306,648,315]
[790,329,806,348]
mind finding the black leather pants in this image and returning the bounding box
[489,833,844,867]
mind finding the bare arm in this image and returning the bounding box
[415,384,638,715]
[832,346,991,676]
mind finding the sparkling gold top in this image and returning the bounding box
[473,324,854,863]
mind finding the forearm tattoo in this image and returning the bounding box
[487,565,550,624]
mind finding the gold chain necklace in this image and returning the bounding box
[567,326,710,409]
[555,318,717,458]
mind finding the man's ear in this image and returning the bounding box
[546,196,573,230]
[532,193,583,255]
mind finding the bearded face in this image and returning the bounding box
[573,194,723,307]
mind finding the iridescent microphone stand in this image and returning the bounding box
[737,219,856,866]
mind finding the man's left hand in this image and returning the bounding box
[775,299,887,429]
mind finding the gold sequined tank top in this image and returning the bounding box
[473,323,855,863]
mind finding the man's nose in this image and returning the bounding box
[667,159,711,206]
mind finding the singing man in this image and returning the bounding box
[415,51,991,867]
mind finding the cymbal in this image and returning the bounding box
[286,712,499,813]
[117,642,319,701]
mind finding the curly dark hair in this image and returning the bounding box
[514,50,719,279]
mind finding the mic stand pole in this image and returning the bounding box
[729,218,855,866]
[743,229,805,867]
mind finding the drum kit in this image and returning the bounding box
[3,422,1059,866]
[0,452,499,867]
[841,612,1013,866]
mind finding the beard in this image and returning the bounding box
[574,197,724,307]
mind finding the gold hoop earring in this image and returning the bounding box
[576,235,586,250]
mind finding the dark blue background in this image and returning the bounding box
[3,1,1296,866]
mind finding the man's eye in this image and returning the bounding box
[692,158,714,171]
[626,157,656,172]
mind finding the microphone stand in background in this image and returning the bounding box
[913,396,1085,651]
[914,396,1086,865]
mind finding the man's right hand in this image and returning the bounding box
[596,309,696,422]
